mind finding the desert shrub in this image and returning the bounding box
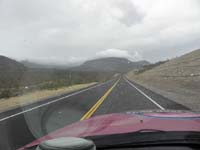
[0,89,12,99]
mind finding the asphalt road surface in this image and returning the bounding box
[0,77,188,149]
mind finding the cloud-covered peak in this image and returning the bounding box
[96,49,142,61]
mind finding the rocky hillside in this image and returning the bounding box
[71,57,150,73]
[127,49,200,111]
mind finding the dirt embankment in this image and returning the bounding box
[127,49,200,111]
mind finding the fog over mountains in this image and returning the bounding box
[20,57,150,72]
[71,57,149,72]
[0,56,150,86]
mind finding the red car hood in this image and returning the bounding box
[19,110,200,150]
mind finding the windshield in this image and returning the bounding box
[0,0,200,150]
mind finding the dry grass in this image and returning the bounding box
[0,82,96,113]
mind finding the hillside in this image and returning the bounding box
[0,55,115,98]
[0,56,26,88]
[0,55,26,72]
[127,49,200,110]
[71,57,150,72]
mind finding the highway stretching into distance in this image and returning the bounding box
[0,76,188,149]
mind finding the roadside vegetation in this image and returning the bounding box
[0,69,114,99]
[0,82,96,113]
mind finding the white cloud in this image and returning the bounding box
[110,0,144,26]
[96,49,142,61]
[0,0,200,63]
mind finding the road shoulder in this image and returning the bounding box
[126,76,197,111]
[0,82,97,113]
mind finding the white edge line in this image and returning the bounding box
[124,77,165,110]
[0,79,115,122]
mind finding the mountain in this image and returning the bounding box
[71,57,150,72]
[0,55,26,72]
[0,55,26,89]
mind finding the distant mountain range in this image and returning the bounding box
[71,57,150,72]
[0,55,150,73]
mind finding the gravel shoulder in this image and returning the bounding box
[127,74,199,111]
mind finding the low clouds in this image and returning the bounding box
[0,0,200,64]
[96,49,142,61]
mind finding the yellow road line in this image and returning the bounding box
[80,79,120,121]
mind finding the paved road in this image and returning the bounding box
[0,77,188,149]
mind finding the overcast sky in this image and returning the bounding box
[0,0,200,64]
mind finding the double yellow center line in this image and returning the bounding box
[80,78,120,121]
